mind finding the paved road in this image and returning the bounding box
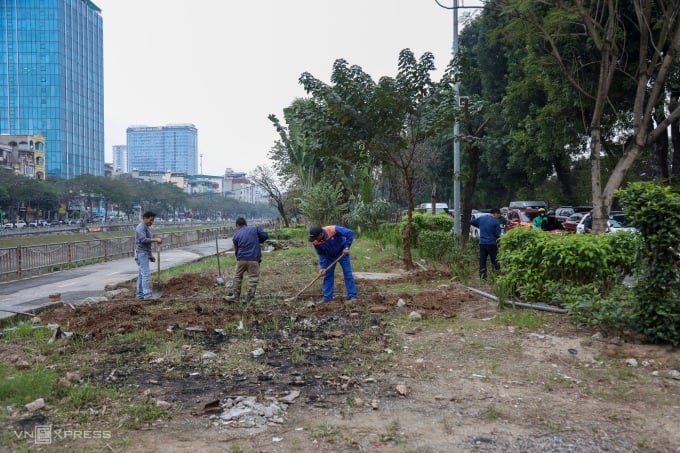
[0,238,234,320]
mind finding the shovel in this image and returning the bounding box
[152,242,163,297]
[285,254,344,302]
[215,235,225,286]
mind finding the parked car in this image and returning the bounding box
[469,211,492,238]
[576,213,637,234]
[505,209,537,231]
[508,200,547,210]
[28,220,39,228]
[416,202,450,215]
[606,218,637,233]
[14,220,26,229]
[3,222,15,229]
[562,213,585,233]
[554,206,593,224]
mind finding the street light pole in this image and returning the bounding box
[435,0,481,235]
[435,0,461,235]
[452,0,461,235]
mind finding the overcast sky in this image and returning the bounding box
[96,0,481,176]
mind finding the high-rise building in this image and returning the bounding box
[0,0,105,179]
[112,145,128,173]
[127,124,198,174]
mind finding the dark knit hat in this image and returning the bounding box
[308,225,323,242]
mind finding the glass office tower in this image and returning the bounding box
[0,0,104,179]
[127,124,198,174]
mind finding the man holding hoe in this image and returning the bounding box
[308,224,358,304]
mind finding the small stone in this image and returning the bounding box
[25,398,45,412]
[625,358,638,367]
[396,298,406,307]
[408,311,422,320]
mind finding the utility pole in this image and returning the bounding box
[435,0,480,236]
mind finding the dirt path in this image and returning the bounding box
[3,267,679,452]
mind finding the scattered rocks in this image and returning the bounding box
[82,296,109,304]
[217,396,288,428]
[408,311,422,320]
[104,288,129,298]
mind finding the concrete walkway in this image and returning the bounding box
[0,238,233,320]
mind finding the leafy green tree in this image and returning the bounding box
[297,181,347,227]
[617,182,680,346]
[501,0,680,232]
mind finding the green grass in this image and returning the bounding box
[123,400,169,429]
[494,309,545,329]
[0,363,60,406]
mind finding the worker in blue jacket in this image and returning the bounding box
[469,208,502,279]
[225,217,268,303]
[308,225,358,303]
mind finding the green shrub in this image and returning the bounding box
[401,212,453,248]
[497,228,640,304]
[417,230,455,262]
[366,221,402,250]
[617,182,680,346]
[550,283,636,333]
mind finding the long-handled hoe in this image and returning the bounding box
[284,254,343,302]
[215,235,226,286]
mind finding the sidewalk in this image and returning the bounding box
[0,238,233,320]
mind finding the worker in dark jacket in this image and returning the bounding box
[308,225,358,303]
[225,217,268,303]
[469,208,502,279]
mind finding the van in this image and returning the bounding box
[508,200,547,210]
[416,203,450,214]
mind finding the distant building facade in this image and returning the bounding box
[127,124,198,174]
[112,145,128,174]
[0,134,46,179]
[0,0,105,179]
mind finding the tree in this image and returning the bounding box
[503,0,680,232]
[250,165,292,227]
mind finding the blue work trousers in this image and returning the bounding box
[135,251,153,299]
[322,254,357,300]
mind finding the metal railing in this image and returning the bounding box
[0,226,235,282]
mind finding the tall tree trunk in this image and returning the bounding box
[651,114,670,179]
[402,176,415,270]
[553,155,573,199]
[671,117,680,181]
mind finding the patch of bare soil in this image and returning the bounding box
[5,268,680,452]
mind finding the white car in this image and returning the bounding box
[469,211,501,238]
[14,220,27,229]
[576,213,637,234]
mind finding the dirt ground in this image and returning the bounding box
[4,261,680,452]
